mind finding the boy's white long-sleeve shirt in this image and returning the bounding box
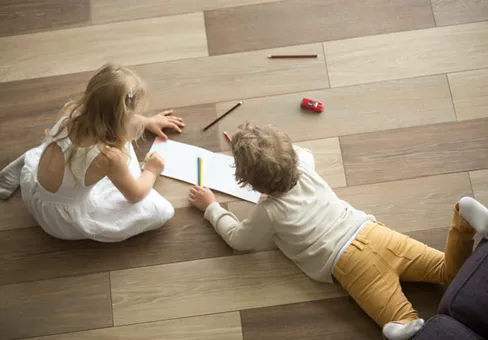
[204,147,373,283]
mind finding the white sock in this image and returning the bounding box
[0,155,25,200]
[382,319,425,340]
[459,197,488,238]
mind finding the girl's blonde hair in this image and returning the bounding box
[49,63,148,180]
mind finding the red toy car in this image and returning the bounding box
[301,98,324,113]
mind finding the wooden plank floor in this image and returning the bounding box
[449,69,488,121]
[0,0,90,37]
[0,274,112,340]
[431,0,488,26]
[340,119,488,186]
[0,13,208,82]
[205,0,435,55]
[323,21,488,87]
[91,0,282,24]
[0,0,487,339]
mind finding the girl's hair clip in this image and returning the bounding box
[126,92,134,105]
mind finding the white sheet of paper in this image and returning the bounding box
[150,140,213,184]
[149,140,260,203]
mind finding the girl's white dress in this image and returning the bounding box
[19,119,174,242]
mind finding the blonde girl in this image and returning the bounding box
[0,64,184,242]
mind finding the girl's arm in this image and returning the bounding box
[104,147,164,203]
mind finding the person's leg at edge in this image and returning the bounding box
[380,201,479,339]
[399,202,476,285]
[333,226,424,340]
[459,197,488,239]
[0,154,25,200]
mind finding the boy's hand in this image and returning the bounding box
[143,152,165,175]
[146,110,185,141]
[189,186,217,211]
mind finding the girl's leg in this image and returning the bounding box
[0,154,25,200]
[333,224,424,340]
[399,202,476,285]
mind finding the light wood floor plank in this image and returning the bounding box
[0,207,232,285]
[432,0,488,26]
[205,0,434,55]
[111,251,346,325]
[217,75,455,150]
[134,43,328,108]
[340,119,488,186]
[27,313,243,340]
[0,273,112,340]
[324,21,488,87]
[471,169,488,205]
[335,173,473,233]
[0,13,208,82]
[449,68,488,121]
[92,0,281,24]
[296,138,346,188]
[0,0,90,37]
[0,191,36,231]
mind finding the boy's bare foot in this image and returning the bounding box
[188,186,216,211]
[382,319,425,340]
[459,197,488,238]
[0,155,25,200]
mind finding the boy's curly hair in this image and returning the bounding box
[232,124,299,195]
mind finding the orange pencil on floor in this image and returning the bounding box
[223,131,232,143]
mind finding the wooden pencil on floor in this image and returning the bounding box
[268,55,318,59]
[203,102,243,131]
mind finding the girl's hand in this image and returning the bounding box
[189,186,217,211]
[143,152,165,175]
[146,110,185,141]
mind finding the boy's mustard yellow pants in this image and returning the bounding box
[333,204,475,327]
